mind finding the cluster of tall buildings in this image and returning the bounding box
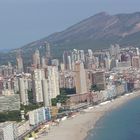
[60,45,140,94]
[1,43,140,140]
[0,43,60,111]
[61,44,140,72]
[0,43,140,112]
[32,66,60,106]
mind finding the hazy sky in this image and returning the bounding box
[0,0,140,50]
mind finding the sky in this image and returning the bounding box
[0,0,140,51]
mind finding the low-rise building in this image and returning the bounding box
[0,122,15,140]
[0,95,20,112]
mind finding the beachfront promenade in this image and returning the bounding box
[37,91,140,140]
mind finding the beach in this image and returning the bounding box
[37,91,140,140]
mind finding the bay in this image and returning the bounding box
[86,96,140,140]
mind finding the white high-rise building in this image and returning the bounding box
[136,47,140,56]
[104,57,111,70]
[42,66,60,107]
[110,45,115,56]
[41,56,47,68]
[115,44,120,55]
[68,56,72,70]
[32,66,60,106]
[45,42,51,58]
[16,53,24,73]
[42,79,51,107]
[47,66,60,99]
[79,50,85,62]
[74,62,88,94]
[33,49,41,68]
[18,77,29,105]
[32,69,45,103]
[88,49,93,59]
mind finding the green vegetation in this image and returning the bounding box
[51,89,69,106]
[28,90,34,104]
[19,89,44,114]
[90,84,101,92]
[20,103,43,114]
[16,91,20,94]
[0,110,21,122]
[60,88,76,95]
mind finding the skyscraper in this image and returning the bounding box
[79,50,85,62]
[42,66,60,107]
[110,45,115,56]
[18,77,29,105]
[63,51,71,70]
[45,42,51,65]
[47,66,60,99]
[45,42,51,58]
[74,62,88,94]
[42,79,51,107]
[88,49,93,59]
[136,47,140,56]
[16,52,24,73]
[32,49,41,68]
[41,56,47,68]
[32,69,44,103]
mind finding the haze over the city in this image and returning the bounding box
[0,0,140,50]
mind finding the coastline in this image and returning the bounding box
[37,91,140,140]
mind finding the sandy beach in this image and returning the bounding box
[37,91,140,140]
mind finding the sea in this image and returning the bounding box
[86,95,140,140]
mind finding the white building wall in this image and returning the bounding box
[0,122,14,140]
[32,69,45,103]
[18,78,28,105]
[47,66,60,99]
[42,79,51,107]
[80,62,88,94]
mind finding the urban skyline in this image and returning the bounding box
[1,1,140,139]
[1,41,140,139]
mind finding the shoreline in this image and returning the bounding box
[37,91,140,140]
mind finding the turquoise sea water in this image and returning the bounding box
[86,96,140,140]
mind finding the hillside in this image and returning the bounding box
[1,12,140,64]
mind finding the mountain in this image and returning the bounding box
[1,11,140,65]
[46,12,140,50]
